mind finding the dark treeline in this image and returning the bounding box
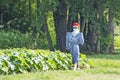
[0,0,120,54]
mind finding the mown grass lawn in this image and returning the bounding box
[0,54,120,80]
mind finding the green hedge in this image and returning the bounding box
[0,30,32,49]
[0,30,49,49]
[0,48,92,75]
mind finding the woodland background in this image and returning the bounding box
[0,0,120,54]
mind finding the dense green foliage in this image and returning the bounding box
[0,30,49,49]
[0,48,92,75]
[0,0,120,53]
[0,30,119,50]
[0,30,32,49]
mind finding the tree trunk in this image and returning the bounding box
[0,7,3,25]
[67,8,73,32]
[108,7,114,54]
[31,0,40,49]
[80,14,85,33]
[44,16,54,51]
[32,26,39,49]
[37,0,40,16]
[87,21,96,52]
[29,0,32,25]
[96,0,104,53]
[53,0,67,52]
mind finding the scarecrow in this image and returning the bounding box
[66,22,84,70]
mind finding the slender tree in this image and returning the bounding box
[108,7,114,54]
[28,0,32,25]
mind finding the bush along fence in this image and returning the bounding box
[0,48,93,75]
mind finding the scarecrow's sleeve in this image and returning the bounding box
[66,32,71,50]
[78,33,84,45]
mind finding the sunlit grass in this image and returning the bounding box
[0,69,120,80]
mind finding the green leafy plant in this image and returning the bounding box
[0,48,92,75]
[80,54,94,68]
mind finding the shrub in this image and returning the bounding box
[0,30,32,49]
[0,30,51,49]
[0,48,92,75]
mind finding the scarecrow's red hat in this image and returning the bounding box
[72,22,80,27]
